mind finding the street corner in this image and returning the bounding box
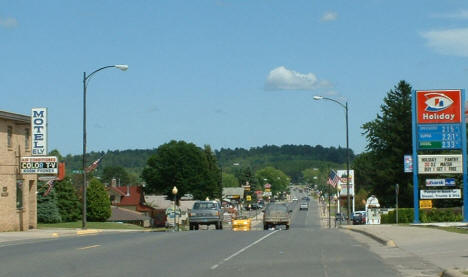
[340,225,397,247]
[442,269,468,277]
[76,229,102,236]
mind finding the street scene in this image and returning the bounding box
[2,1,468,277]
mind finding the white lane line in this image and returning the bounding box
[210,230,279,270]
[78,244,101,250]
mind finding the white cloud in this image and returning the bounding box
[421,28,468,57]
[321,12,337,22]
[265,66,331,91]
[0,17,17,28]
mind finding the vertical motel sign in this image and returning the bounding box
[411,90,468,222]
[31,108,48,156]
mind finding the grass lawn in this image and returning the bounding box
[38,221,144,230]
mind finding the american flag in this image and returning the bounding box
[85,156,104,173]
[327,170,340,188]
[43,180,55,197]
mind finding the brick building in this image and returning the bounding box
[0,110,37,231]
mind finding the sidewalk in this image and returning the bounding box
[0,228,141,244]
[342,224,468,276]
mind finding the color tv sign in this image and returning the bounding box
[417,90,462,123]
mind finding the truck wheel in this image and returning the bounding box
[285,225,290,230]
[195,224,199,230]
[189,224,194,230]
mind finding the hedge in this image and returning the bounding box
[381,207,463,224]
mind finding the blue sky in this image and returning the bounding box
[3,1,468,156]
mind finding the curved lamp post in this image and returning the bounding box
[313,95,351,225]
[172,186,178,231]
[82,65,128,229]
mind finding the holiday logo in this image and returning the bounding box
[424,93,453,112]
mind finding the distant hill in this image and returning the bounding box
[62,144,354,182]
[216,144,354,182]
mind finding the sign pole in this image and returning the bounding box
[412,90,420,223]
[462,89,468,222]
[396,183,399,224]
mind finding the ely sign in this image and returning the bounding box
[417,90,462,124]
[31,108,48,156]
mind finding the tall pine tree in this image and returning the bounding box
[356,80,413,207]
[37,182,62,223]
[55,177,81,222]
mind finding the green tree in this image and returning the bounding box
[101,166,131,186]
[86,178,111,222]
[358,80,413,207]
[37,183,62,223]
[55,177,81,222]
[222,173,240,187]
[142,140,222,200]
[255,167,290,195]
[202,145,222,199]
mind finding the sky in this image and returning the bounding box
[3,0,468,156]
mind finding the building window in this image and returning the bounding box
[7,126,13,148]
[16,180,23,209]
[25,128,30,150]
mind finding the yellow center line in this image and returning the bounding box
[78,244,101,250]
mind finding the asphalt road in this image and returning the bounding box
[0,199,400,277]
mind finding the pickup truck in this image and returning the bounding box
[263,202,291,230]
[189,201,223,230]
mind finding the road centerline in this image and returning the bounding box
[78,244,101,250]
[210,230,279,270]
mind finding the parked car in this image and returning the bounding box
[189,201,224,230]
[352,211,366,225]
[263,203,291,230]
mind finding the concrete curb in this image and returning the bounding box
[340,226,396,247]
[442,269,467,277]
[76,229,101,236]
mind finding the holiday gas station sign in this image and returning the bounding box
[412,89,468,222]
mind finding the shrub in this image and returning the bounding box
[86,178,111,222]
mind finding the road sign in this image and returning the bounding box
[72,170,83,174]
[420,189,461,199]
[419,200,432,209]
[246,195,251,201]
[425,178,456,187]
[38,176,57,181]
[417,124,461,149]
[20,156,58,174]
[418,154,463,174]
[404,155,413,173]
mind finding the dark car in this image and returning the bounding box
[352,211,366,225]
[189,201,224,230]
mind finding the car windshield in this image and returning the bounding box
[193,202,217,210]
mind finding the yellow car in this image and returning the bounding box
[232,217,251,231]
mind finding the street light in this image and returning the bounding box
[82,64,128,229]
[172,186,178,231]
[314,95,351,225]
